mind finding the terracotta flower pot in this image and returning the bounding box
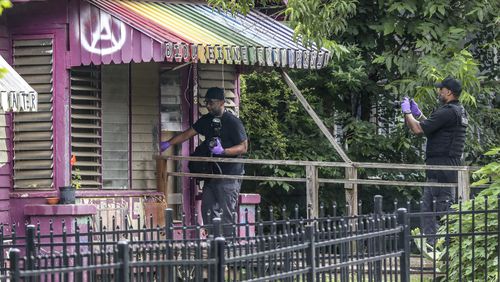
[46,197,59,205]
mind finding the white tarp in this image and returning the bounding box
[0,55,38,112]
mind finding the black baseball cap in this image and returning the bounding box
[435,77,462,96]
[205,87,225,100]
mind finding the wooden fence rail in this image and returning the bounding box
[156,155,479,218]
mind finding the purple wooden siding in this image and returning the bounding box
[5,0,69,225]
[7,0,68,31]
[0,20,9,59]
[69,0,164,67]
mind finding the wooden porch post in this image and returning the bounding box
[344,167,358,216]
[156,157,168,195]
[457,169,470,201]
[306,165,319,219]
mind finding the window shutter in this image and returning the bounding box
[12,39,54,189]
[198,64,237,116]
[71,66,102,189]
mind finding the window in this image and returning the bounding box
[70,63,161,189]
[160,70,182,132]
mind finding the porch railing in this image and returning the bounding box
[156,155,480,217]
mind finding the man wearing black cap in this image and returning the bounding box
[160,87,248,235]
[401,77,468,245]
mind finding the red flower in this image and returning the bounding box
[70,155,77,167]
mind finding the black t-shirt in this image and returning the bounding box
[420,100,466,159]
[420,104,458,136]
[192,111,247,175]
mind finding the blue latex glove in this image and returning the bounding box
[410,99,423,118]
[160,141,171,153]
[401,97,411,114]
[210,138,224,155]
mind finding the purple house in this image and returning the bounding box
[0,0,329,230]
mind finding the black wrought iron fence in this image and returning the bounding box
[4,218,404,282]
[0,195,498,281]
[223,213,404,282]
[405,195,500,282]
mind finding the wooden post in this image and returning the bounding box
[457,169,470,201]
[306,165,319,219]
[159,131,178,209]
[156,158,167,195]
[280,70,352,164]
[344,166,358,216]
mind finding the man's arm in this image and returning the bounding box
[404,113,424,135]
[168,128,198,145]
[417,114,427,120]
[222,140,248,156]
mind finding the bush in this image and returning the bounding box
[437,147,500,281]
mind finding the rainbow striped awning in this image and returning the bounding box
[70,0,330,69]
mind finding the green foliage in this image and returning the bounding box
[470,147,500,188]
[240,70,341,194]
[233,0,498,162]
[226,0,498,212]
[71,168,82,189]
[207,0,281,15]
[284,0,357,48]
[240,53,423,211]
[436,147,500,281]
[464,80,500,163]
[350,1,499,162]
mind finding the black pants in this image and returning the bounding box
[201,179,242,236]
[422,157,461,243]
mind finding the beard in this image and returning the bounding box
[438,94,446,105]
[210,107,223,117]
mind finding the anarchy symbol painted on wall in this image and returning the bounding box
[81,12,126,55]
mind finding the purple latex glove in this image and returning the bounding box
[210,138,224,155]
[401,97,411,114]
[160,141,171,153]
[410,99,423,118]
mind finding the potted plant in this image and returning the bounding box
[60,155,80,204]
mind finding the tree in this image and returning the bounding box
[436,147,500,281]
[209,0,498,111]
[212,0,500,211]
